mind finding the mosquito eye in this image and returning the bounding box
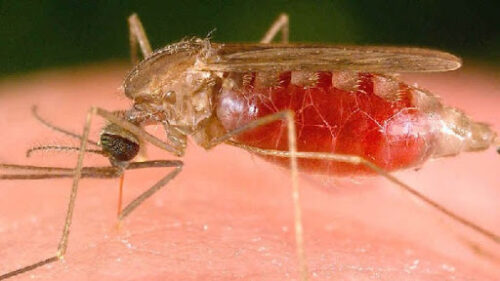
[100,133,140,162]
[164,91,176,104]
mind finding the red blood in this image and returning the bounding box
[217,72,438,175]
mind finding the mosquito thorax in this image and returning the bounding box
[99,123,140,164]
[124,38,217,133]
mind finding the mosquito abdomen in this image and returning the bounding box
[216,71,495,175]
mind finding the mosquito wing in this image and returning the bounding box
[200,43,462,73]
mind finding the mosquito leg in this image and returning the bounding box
[202,110,308,281]
[87,107,186,219]
[229,142,500,246]
[260,13,289,43]
[31,105,99,146]
[88,107,187,217]
[132,124,186,162]
[1,104,184,279]
[0,164,123,180]
[128,13,153,65]
[55,108,94,264]
[0,257,59,280]
[118,160,183,220]
[0,107,95,280]
[204,108,499,279]
[0,163,73,173]
[0,166,123,279]
[0,162,182,274]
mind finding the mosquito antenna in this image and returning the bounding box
[31,105,99,146]
[26,145,107,158]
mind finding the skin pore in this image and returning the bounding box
[0,63,498,280]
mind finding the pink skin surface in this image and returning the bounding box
[0,63,499,280]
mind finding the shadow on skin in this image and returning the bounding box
[0,63,499,280]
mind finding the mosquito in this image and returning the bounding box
[0,13,498,281]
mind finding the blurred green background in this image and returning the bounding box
[1,0,499,77]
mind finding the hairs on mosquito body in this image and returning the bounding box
[157,36,211,59]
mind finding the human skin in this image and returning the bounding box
[0,63,499,280]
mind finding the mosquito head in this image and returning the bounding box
[100,123,140,165]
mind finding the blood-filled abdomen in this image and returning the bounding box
[216,71,495,175]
